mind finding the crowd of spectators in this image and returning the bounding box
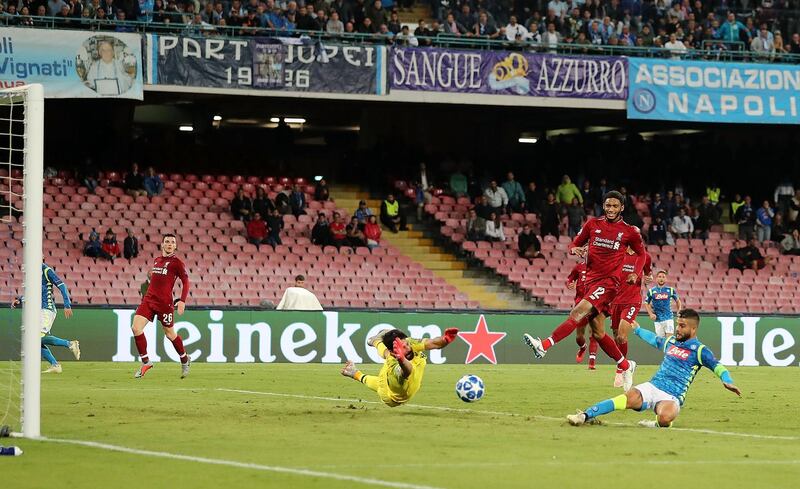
[5,0,800,60]
[310,199,385,249]
[82,227,129,262]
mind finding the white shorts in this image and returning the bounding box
[40,309,56,336]
[634,382,680,414]
[654,319,674,337]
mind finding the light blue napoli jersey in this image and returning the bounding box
[646,286,679,321]
[636,329,732,406]
[41,263,72,311]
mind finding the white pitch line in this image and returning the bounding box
[217,388,800,442]
[38,437,446,489]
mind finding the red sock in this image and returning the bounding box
[542,317,590,350]
[171,336,188,364]
[134,333,149,364]
[589,336,599,356]
[617,340,628,357]
[576,336,586,349]
[597,334,630,371]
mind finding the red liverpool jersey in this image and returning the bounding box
[612,252,652,305]
[143,255,189,308]
[572,217,645,285]
[566,262,587,300]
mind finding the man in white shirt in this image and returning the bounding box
[85,40,134,95]
[504,15,531,41]
[664,33,687,59]
[670,208,694,239]
[484,180,509,214]
[276,275,323,311]
[547,0,568,18]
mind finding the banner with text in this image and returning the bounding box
[0,28,143,99]
[628,58,800,124]
[149,35,385,94]
[390,47,627,100]
[1,309,797,366]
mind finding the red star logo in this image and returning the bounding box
[459,315,507,364]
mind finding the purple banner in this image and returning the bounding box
[390,47,627,100]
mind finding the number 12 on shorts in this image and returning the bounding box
[589,287,606,300]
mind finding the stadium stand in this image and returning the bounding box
[0,168,477,310]
[424,193,800,314]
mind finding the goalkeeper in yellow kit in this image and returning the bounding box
[341,328,459,407]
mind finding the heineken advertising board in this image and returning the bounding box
[1,309,797,366]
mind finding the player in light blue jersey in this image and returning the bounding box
[644,270,682,337]
[11,263,81,374]
[566,308,740,428]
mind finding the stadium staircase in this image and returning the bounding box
[397,3,435,26]
[331,184,531,310]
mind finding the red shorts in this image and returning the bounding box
[135,300,175,328]
[581,278,619,316]
[611,303,641,330]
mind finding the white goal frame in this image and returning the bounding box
[2,84,44,438]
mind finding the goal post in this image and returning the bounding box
[0,84,44,439]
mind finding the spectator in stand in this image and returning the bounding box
[706,183,722,222]
[664,33,687,59]
[231,187,253,221]
[485,212,505,242]
[580,180,595,215]
[756,200,775,243]
[275,188,291,215]
[650,193,667,221]
[525,181,544,216]
[540,192,560,238]
[790,190,800,225]
[566,197,585,237]
[364,215,381,250]
[346,216,366,247]
[728,240,747,271]
[246,212,269,249]
[330,212,348,247]
[77,158,98,194]
[556,174,581,207]
[593,177,610,217]
[502,172,525,214]
[327,11,344,33]
[314,178,330,201]
[774,178,795,218]
[730,193,744,221]
[101,229,121,262]
[466,209,487,241]
[395,25,420,46]
[649,216,667,246]
[772,212,788,244]
[83,230,110,260]
[289,184,306,217]
[716,12,748,45]
[252,187,275,217]
[450,169,468,197]
[518,224,545,260]
[124,163,147,198]
[474,195,492,220]
[693,196,715,240]
[380,193,407,233]
[473,11,498,39]
[142,167,163,197]
[484,180,508,215]
[740,238,771,271]
[123,229,138,260]
[354,200,373,226]
[670,207,693,239]
[751,24,775,58]
[735,195,756,240]
[663,190,678,220]
[781,228,800,256]
[266,208,284,248]
[311,213,331,247]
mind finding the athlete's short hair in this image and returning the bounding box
[603,190,625,205]
[295,274,305,282]
[657,269,668,275]
[678,308,700,324]
[382,329,408,351]
[162,233,177,242]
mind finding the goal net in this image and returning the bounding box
[0,84,44,439]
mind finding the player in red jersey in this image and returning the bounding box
[566,261,598,369]
[524,191,646,391]
[131,234,191,379]
[609,247,652,387]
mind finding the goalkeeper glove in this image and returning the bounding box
[442,328,459,345]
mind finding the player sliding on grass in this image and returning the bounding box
[11,263,80,374]
[131,234,190,379]
[524,191,645,391]
[341,328,459,407]
[566,308,741,428]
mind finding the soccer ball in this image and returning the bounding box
[455,374,485,403]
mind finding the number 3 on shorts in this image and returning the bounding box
[589,287,606,300]
[162,313,173,325]
[627,306,636,320]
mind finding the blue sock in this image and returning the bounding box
[42,335,70,348]
[41,346,58,366]
[585,394,627,420]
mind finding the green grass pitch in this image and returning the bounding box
[3,362,799,489]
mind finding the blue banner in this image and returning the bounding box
[628,58,800,124]
[0,28,143,100]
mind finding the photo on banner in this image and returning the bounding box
[627,58,800,124]
[1,27,143,99]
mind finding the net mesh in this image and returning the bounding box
[0,89,28,435]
